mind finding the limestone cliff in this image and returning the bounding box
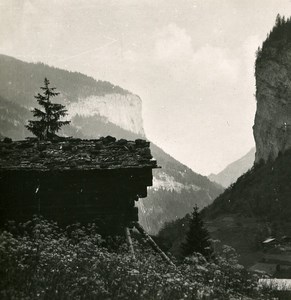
[67,94,145,136]
[0,54,145,138]
[254,16,291,163]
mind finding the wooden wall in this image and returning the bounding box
[0,168,153,232]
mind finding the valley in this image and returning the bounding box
[0,54,223,234]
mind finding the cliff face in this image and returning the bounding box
[202,17,291,267]
[67,94,145,136]
[254,20,291,163]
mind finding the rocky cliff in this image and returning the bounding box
[67,94,145,136]
[201,16,291,268]
[254,16,291,163]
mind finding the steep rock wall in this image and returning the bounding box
[254,45,291,163]
[67,94,145,136]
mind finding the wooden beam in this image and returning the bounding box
[125,227,135,259]
[134,222,175,267]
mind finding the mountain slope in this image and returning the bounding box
[208,148,255,188]
[0,54,144,136]
[139,143,223,233]
[204,150,291,221]
[156,149,291,266]
[0,95,31,139]
[0,54,129,107]
[0,54,223,234]
[202,150,291,266]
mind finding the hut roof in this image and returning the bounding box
[0,136,157,172]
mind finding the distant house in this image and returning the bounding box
[262,237,276,245]
[0,136,157,233]
[251,236,291,278]
[262,236,291,250]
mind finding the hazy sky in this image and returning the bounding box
[1,0,291,175]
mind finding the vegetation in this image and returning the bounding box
[0,54,129,109]
[256,14,291,61]
[0,217,271,300]
[189,149,291,267]
[0,95,31,139]
[202,149,291,222]
[140,188,219,235]
[180,206,213,260]
[26,78,70,139]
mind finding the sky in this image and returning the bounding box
[1,0,291,175]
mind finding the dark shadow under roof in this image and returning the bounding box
[0,136,157,172]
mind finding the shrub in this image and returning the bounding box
[0,217,271,299]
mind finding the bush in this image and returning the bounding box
[0,217,271,299]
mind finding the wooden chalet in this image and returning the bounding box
[0,136,157,233]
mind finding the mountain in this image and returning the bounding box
[205,15,291,221]
[199,16,291,268]
[0,54,223,234]
[204,150,291,221]
[254,15,291,163]
[0,95,31,139]
[0,54,144,137]
[157,149,291,266]
[139,143,223,233]
[208,148,255,188]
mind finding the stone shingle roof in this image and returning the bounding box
[0,136,157,172]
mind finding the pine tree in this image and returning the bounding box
[26,78,70,139]
[181,205,213,259]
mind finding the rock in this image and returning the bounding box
[94,141,104,150]
[135,139,149,147]
[254,24,291,163]
[103,136,116,144]
[116,138,127,145]
[139,148,152,159]
[66,93,145,136]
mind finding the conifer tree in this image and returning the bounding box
[181,205,213,259]
[26,78,70,139]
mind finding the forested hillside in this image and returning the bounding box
[203,149,291,221]
[0,54,129,107]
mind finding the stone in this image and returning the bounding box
[101,136,116,144]
[254,29,291,163]
[94,141,104,150]
[116,138,127,145]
